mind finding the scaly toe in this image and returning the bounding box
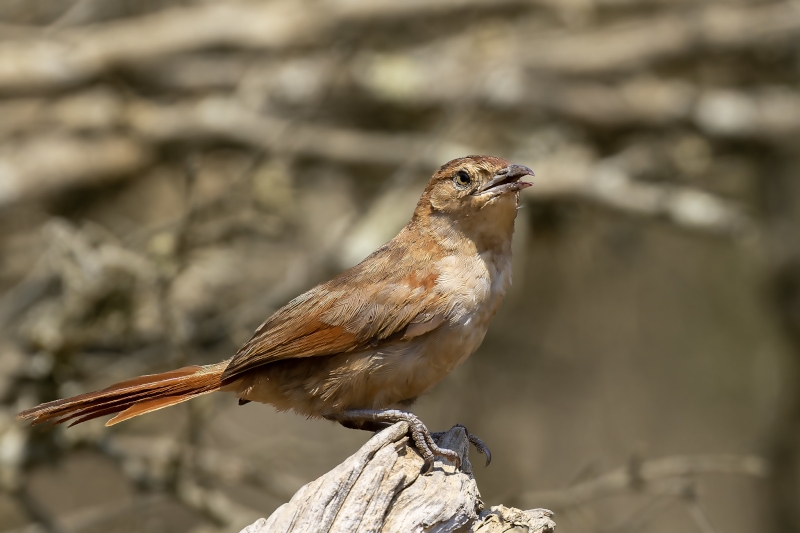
[431,443,462,469]
[406,419,461,473]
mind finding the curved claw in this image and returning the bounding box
[474,439,492,466]
[454,424,492,467]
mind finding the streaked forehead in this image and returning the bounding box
[436,155,511,175]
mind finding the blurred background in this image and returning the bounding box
[0,0,799,532]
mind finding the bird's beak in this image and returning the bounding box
[476,164,534,194]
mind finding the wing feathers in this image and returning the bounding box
[222,241,448,381]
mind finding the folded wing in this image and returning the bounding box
[221,240,448,381]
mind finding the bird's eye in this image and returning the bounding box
[454,170,471,187]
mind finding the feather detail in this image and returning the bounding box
[18,363,226,427]
[221,236,449,381]
[105,392,211,426]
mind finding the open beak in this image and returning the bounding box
[476,164,534,195]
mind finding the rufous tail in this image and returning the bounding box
[18,362,228,427]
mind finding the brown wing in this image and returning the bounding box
[221,236,447,381]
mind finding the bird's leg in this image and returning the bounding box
[333,409,461,473]
[431,423,492,467]
[336,418,392,432]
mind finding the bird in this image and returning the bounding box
[18,155,533,473]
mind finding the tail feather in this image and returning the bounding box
[68,405,137,427]
[106,393,207,426]
[18,363,227,427]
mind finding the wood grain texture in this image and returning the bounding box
[242,423,555,533]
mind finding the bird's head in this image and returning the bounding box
[413,156,533,248]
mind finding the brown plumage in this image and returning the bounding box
[20,364,225,427]
[18,155,533,471]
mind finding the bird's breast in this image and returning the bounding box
[420,249,513,373]
[351,249,513,406]
[435,250,512,324]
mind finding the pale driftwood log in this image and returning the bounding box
[240,423,555,533]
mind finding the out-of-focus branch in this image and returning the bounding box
[7,65,799,144]
[0,134,151,207]
[0,89,122,136]
[123,98,758,236]
[0,0,529,91]
[539,82,800,140]
[1,2,799,91]
[0,93,467,205]
[124,97,471,167]
[518,454,768,511]
[694,89,800,142]
[0,93,750,236]
[522,2,800,74]
[530,148,752,235]
[351,2,800,96]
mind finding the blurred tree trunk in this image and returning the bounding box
[764,149,800,532]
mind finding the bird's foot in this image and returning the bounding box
[335,409,461,474]
[432,423,492,467]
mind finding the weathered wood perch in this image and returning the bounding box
[239,423,555,533]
